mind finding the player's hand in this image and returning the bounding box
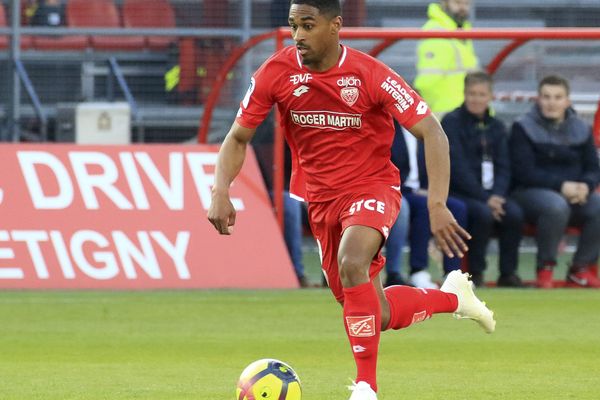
[207,191,236,235]
[429,204,471,258]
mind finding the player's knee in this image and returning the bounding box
[338,254,370,287]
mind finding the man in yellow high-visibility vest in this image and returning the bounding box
[414,0,479,115]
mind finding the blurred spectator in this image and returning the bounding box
[390,122,468,288]
[443,71,524,287]
[414,0,479,115]
[165,0,235,104]
[28,0,65,27]
[270,0,289,27]
[384,197,410,287]
[510,75,600,289]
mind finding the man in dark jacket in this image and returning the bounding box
[510,75,600,288]
[29,0,65,27]
[443,71,524,287]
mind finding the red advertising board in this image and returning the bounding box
[0,144,298,289]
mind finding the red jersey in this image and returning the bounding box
[236,45,430,202]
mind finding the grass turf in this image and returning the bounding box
[1,288,599,399]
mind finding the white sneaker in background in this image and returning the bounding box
[440,270,496,333]
[409,270,439,289]
[348,381,378,400]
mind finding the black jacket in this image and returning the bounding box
[442,104,511,201]
[509,105,600,192]
[31,3,65,27]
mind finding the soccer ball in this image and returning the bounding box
[236,358,301,400]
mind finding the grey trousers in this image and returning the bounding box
[512,189,600,268]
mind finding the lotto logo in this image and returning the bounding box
[346,316,376,337]
[352,345,366,353]
[293,85,310,97]
[416,101,428,115]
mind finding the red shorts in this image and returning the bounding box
[307,184,402,303]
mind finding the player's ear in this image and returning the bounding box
[331,16,342,34]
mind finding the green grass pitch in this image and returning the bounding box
[1,287,599,399]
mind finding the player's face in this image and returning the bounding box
[288,4,341,68]
[464,82,492,118]
[538,84,571,122]
[443,0,471,25]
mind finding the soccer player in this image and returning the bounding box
[208,1,495,399]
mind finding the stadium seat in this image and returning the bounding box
[67,0,145,51]
[33,36,88,51]
[122,0,176,51]
[0,4,33,50]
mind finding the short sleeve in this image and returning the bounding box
[372,64,431,128]
[235,62,277,129]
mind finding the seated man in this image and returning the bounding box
[29,0,65,27]
[443,71,524,287]
[388,122,468,288]
[510,75,600,288]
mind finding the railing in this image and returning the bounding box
[2,0,260,142]
[107,57,143,142]
[13,59,46,141]
[197,27,600,229]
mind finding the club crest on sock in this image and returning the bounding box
[411,310,429,324]
[346,315,376,337]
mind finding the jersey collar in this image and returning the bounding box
[295,45,348,70]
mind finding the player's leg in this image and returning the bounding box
[379,271,495,334]
[338,224,384,394]
[378,273,457,331]
[308,198,381,399]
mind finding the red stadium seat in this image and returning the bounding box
[122,0,176,51]
[33,36,88,50]
[67,0,145,51]
[0,4,33,49]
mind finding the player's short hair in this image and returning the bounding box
[538,75,570,95]
[290,0,342,19]
[464,70,493,89]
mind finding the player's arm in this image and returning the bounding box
[409,115,471,258]
[207,122,257,235]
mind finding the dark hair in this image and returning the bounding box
[464,70,493,89]
[538,75,570,95]
[290,0,342,18]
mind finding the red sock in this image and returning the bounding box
[383,285,458,330]
[343,282,381,392]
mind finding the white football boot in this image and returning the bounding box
[440,270,496,334]
[409,270,439,289]
[348,381,377,400]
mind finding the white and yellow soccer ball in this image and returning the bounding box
[236,358,301,400]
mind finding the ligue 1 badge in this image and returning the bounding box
[340,87,359,107]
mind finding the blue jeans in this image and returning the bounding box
[404,191,468,274]
[385,200,410,275]
[283,192,306,279]
[512,189,600,268]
